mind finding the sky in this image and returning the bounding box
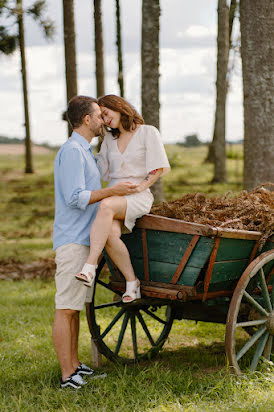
[0,0,243,146]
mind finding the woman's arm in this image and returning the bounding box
[135,168,163,193]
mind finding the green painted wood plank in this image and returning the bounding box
[177,265,203,286]
[122,229,143,259]
[129,257,201,286]
[146,231,213,267]
[215,238,255,261]
[210,259,248,284]
[207,279,238,292]
[149,261,201,286]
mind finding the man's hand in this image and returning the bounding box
[111,181,138,196]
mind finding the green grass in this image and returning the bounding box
[163,145,243,200]
[0,280,273,411]
[0,152,56,262]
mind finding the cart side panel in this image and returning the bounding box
[123,229,214,286]
[207,237,273,291]
[215,238,256,261]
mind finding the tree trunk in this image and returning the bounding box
[63,0,78,137]
[240,0,274,190]
[205,0,236,167]
[17,0,33,173]
[94,0,105,97]
[141,0,164,203]
[211,0,229,183]
[116,0,124,97]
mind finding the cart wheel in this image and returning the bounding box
[86,259,174,363]
[225,249,274,375]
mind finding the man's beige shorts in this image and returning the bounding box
[55,243,93,311]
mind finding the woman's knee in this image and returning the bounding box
[98,197,114,214]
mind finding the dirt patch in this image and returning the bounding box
[0,144,52,155]
[152,183,274,246]
[0,258,56,281]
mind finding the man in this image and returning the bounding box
[52,95,137,389]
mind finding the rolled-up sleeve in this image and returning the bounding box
[96,138,110,181]
[59,148,91,210]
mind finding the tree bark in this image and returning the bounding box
[142,0,164,203]
[94,0,105,97]
[17,0,33,173]
[211,0,229,183]
[63,0,78,137]
[116,0,124,97]
[240,0,274,190]
[205,0,236,167]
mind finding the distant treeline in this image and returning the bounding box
[0,136,24,144]
[0,136,59,150]
[176,134,243,147]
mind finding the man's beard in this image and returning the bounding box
[94,125,103,137]
[90,126,103,136]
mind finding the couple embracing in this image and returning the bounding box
[52,94,170,389]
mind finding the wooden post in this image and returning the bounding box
[91,336,102,368]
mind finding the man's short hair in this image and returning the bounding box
[67,96,98,129]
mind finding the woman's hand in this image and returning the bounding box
[133,184,143,193]
[111,181,138,196]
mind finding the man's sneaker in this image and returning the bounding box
[60,372,87,389]
[76,363,94,376]
[76,363,107,379]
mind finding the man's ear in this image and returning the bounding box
[83,114,90,126]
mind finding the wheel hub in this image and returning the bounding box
[267,310,274,335]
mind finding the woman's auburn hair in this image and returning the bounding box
[98,94,144,138]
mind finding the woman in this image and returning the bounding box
[75,95,170,302]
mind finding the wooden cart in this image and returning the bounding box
[86,214,274,375]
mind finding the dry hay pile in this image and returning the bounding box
[151,184,274,247]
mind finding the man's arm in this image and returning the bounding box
[59,148,138,209]
[88,181,138,205]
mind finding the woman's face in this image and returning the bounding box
[100,106,121,129]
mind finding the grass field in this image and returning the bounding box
[1,145,273,411]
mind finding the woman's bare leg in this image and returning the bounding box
[105,220,140,302]
[105,220,135,282]
[86,196,127,265]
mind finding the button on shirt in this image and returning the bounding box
[53,132,101,250]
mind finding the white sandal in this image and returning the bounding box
[75,263,97,288]
[122,279,141,303]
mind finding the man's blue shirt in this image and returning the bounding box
[53,131,101,250]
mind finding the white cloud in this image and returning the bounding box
[185,25,216,38]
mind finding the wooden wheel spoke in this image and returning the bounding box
[130,315,138,359]
[115,312,129,355]
[136,312,155,346]
[263,335,273,360]
[142,308,167,325]
[236,326,267,361]
[259,268,272,312]
[243,291,269,317]
[271,277,274,306]
[250,332,269,371]
[94,301,122,310]
[97,279,123,296]
[236,319,267,328]
[101,308,125,339]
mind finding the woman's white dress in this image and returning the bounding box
[96,125,170,232]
